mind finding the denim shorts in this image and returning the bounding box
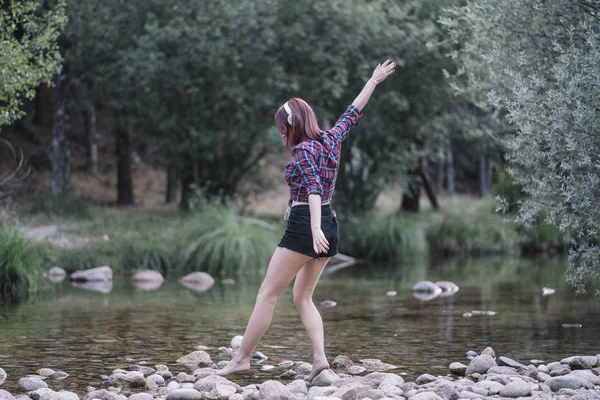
[278,204,339,259]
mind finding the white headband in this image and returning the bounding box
[283,102,293,125]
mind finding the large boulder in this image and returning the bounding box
[18,378,48,392]
[258,381,295,400]
[465,355,496,375]
[177,351,215,369]
[70,266,113,282]
[165,389,203,400]
[179,272,215,292]
[0,390,14,400]
[546,375,594,392]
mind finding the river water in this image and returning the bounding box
[1,257,599,393]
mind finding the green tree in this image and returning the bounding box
[0,0,66,127]
[441,0,600,292]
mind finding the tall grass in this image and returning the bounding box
[0,224,45,299]
[340,213,428,262]
[183,206,278,276]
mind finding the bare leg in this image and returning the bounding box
[216,247,312,376]
[293,257,331,381]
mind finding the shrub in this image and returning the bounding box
[28,194,92,219]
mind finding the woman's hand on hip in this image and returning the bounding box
[311,226,329,255]
[370,59,396,85]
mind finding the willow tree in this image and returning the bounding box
[441,0,600,292]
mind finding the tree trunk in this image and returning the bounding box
[114,110,134,205]
[165,164,177,203]
[446,147,455,194]
[33,86,43,125]
[436,148,444,194]
[479,155,491,196]
[51,75,69,197]
[401,173,421,213]
[418,159,440,210]
[83,101,97,175]
[179,173,194,210]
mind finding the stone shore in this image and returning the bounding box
[1,349,599,400]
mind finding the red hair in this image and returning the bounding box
[274,98,322,148]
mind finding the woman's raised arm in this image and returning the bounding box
[352,59,396,112]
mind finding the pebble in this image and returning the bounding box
[385,291,397,296]
[465,350,478,360]
[320,300,337,308]
[253,351,268,360]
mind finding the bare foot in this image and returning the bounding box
[215,357,251,377]
[305,357,330,382]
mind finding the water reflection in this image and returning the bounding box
[71,281,113,293]
[0,257,598,394]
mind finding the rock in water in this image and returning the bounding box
[546,375,594,391]
[499,380,531,398]
[542,287,556,296]
[253,351,268,360]
[131,270,164,282]
[320,300,337,307]
[466,350,478,360]
[347,366,366,375]
[311,369,339,387]
[179,272,215,292]
[176,351,214,368]
[48,266,66,276]
[259,381,295,400]
[18,377,48,391]
[70,266,113,282]
[481,347,495,358]
[386,291,397,296]
[498,356,526,369]
[415,374,437,385]
[436,281,459,296]
[279,370,297,380]
[449,362,467,376]
[332,355,354,370]
[465,355,496,375]
[231,336,243,350]
[411,281,442,294]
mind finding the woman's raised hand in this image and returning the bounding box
[370,59,396,85]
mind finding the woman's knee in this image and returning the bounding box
[257,285,281,305]
[293,291,313,307]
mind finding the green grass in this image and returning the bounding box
[0,224,46,299]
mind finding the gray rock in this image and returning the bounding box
[280,371,297,380]
[465,351,477,360]
[253,352,268,361]
[465,355,496,375]
[131,270,164,283]
[410,392,442,400]
[321,388,337,397]
[57,391,79,400]
[378,374,404,387]
[560,356,599,365]
[228,395,243,400]
[194,376,240,393]
[331,382,369,399]
[332,356,354,370]
[520,365,539,379]
[205,384,237,400]
[546,375,594,391]
[499,380,530,398]
[456,391,481,399]
[473,380,504,395]
[192,368,217,379]
[570,358,594,370]
[145,379,159,393]
[51,372,68,380]
[569,370,600,385]
[259,381,295,400]
[411,281,441,294]
[241,388,260,400]
[286,380,307,395]
[1,392,15,400]
[487,366,518,375]
[165,389,203,400]
[347,367,366,375]
[177,351,214,369]
[295,363,312,376]
[128,394,153,400]
[18,378,48,392]
[130,365,155,374]
[480,347,495,358]
[377,385,403,398]
[278,361,295,369]
[415,374,437,385]
[497,356,526,369]
[312,370,339,387]
[449,362,467,376]
[83,390,120,400]
[36,369,55,378]
[70,266,113,282]
[156,365,169,371]
[538,364,549,373]
[147,375,165,386]
[550,366,571,377]
[400,382,418,393]
[179,272,215,292]
[431,382,459,400]
[176,373,196,383]
[0,368,6,379]
[27,389,58,400]
[558,388,578,396]
[538,372,551,382]
[435,281,459,295]
[572,390,600,400]
[546,361,562,371]
[124,372,146,388]
[469,385,489,396]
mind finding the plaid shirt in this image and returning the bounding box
[285,105,362,206]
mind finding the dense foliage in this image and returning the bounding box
[441,0,600,291]
[0,0,66,126]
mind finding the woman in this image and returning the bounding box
[217,60,396,380]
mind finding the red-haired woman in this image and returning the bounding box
[217,60,396,380]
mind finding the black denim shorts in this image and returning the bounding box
[278,204,339,259]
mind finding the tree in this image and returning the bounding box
[0,0,66,127]
[441,0,600,292]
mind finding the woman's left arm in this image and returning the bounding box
[309,194,329,255]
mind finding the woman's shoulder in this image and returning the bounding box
[294,139,323,153]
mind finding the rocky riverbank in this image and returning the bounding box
[1,347,599,400]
